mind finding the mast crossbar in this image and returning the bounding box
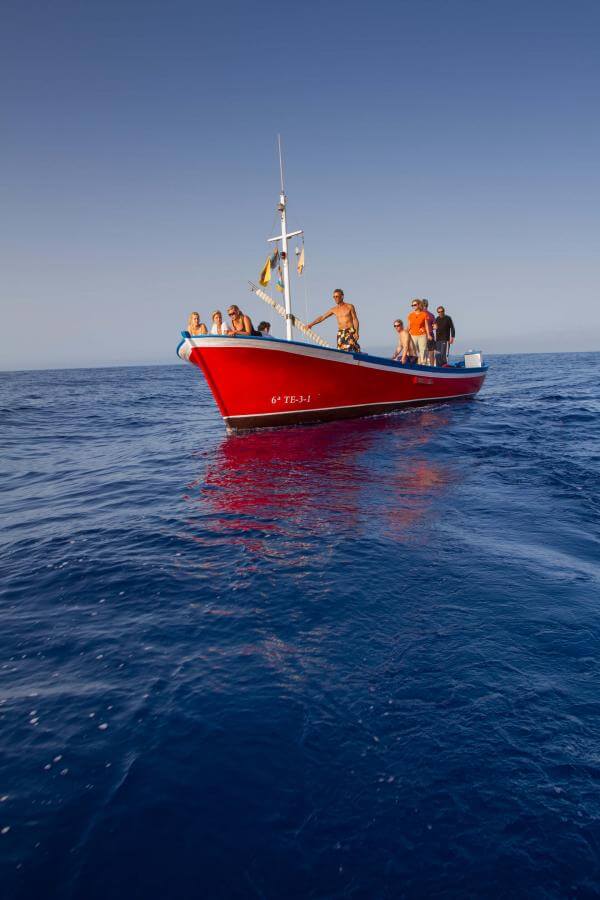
[268,230,303,243]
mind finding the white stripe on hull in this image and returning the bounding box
[224,392,478,422]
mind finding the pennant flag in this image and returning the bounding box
[270,248,280,269]
[259,255,271,287]
[276,266,284,293]
[297,245,305,276]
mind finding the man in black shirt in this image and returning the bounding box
[435,306,455,366]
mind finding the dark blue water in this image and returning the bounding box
[1,353,599,899]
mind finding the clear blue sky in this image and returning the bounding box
[2,0,598,369]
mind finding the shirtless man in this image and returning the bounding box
[307,289,360,352]
[392,319,416,364]
[226,304,255,336]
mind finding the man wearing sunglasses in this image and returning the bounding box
[308,289,360,353]
[407,299,432,365]
[434,305,455,366]
[392,319,416,364]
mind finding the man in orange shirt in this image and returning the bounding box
[407,299,432,365]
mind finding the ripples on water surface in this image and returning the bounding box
[1,353,600,898]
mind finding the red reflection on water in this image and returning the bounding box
[184,410,456,547]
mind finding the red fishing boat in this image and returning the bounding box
[178,334,486,430]
[178,141,487,431]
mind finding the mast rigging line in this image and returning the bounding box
[248,282,331,348]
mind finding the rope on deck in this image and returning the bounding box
[248,282,331,348]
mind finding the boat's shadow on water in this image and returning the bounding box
[183,405,471,551]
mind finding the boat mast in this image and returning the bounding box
[268,136,302,342]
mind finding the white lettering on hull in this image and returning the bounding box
[271,394,313,405]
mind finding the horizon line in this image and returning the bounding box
[2,349,599,376]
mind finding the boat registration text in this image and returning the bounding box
[271,394,312,405]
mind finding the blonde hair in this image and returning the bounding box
[212,310,222,321]
[187,311,208,334]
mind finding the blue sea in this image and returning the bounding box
[1,353,600,899]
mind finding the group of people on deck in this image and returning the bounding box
[307,290,455,366]
[186,290,455,367]
[392,299,456,366]
[187,308,270,337]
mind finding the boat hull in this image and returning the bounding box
[177,335,488,430]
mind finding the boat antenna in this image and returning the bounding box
[278,134,285,194]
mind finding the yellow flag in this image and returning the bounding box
[297,246,305,276]
[259,256,271,287]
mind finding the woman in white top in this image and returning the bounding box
[210,310,228,335]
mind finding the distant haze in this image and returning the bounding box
[2,0,599,370]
